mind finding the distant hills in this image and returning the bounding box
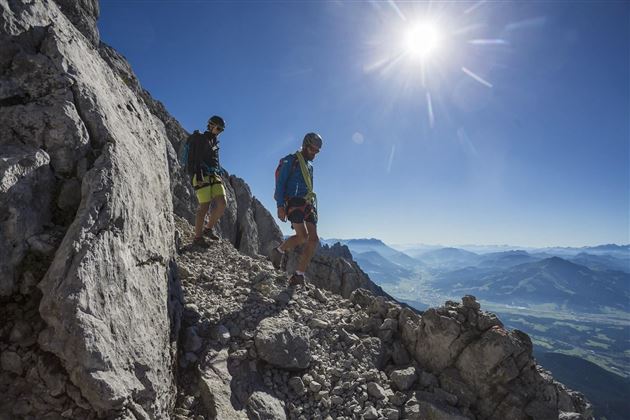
[320,238,629,312]
[430,256,630,312]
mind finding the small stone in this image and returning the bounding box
[309,381,322,392]
[289,376,306,396]
[215,324,231,344]
[367,382,387,400]
[390,367,417,391]
[363,406,378,419]
[383,408,400,420]
[314,288,328,303]
[308,318,329,329]
[462,295,480,310]
[331,396,344,406]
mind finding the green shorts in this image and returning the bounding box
[192,174,226,204]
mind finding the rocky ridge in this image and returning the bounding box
[174,217,592,420]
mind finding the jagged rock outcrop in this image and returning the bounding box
[286,242,389,299]
[174,218,593,420]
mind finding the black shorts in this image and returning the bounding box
[286,197,317,225]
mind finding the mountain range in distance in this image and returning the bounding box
[321,238,630,274]
[319,237,629,314]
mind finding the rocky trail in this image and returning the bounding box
[171,218,591,420]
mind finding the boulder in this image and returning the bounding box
[247,390,287,420]
[390,367,417,391]
[254,316,311,369]
[199,349,245,419]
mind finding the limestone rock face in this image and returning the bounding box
[217,176,283,257]
[1,1,181,417]
[0,145,54,296]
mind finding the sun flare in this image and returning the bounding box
[405,21,441,60]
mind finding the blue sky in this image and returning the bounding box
[98,1,629,247]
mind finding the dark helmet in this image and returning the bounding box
[208,115,225,129]
[302,132,323,149]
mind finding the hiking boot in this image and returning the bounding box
[288,273,305,288]
[192,236,210,248]
[270,247,284,270]
[203,227,220,240]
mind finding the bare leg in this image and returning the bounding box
[194,201,211,238]
[205,195,226,230]
[297,222,318,273]
[279,223,308,252]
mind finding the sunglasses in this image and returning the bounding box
[307,145,320,154]
[210,124,224,133]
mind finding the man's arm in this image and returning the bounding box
[275,157,292,221]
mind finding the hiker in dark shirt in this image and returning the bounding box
[188,115,227,247]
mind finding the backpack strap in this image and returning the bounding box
[295,151,317,208]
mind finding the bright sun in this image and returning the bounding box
[405,21,441,60]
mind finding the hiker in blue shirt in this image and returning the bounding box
[270,133,323,287]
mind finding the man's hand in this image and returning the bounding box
[277,207,287,222]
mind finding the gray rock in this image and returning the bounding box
[390,367,417,391]
[367,382,387,400]
[418,370,438,389]
[37,353,67,397]
[9,320,33,345]
[288,376,306,396]
[184,327,202,353]
[363,405,378,419]
[461,295,480,311]
[1,351,23,375]
[254,316,311,369]
[308,318,329,329]
[214,324,231,345]
[56,178,81,211]
[414,308,476,372]
[199,349,245,419]
[247,390,287,420]
[413,400,468,420]
[383,407,400,420]
[351,337,389,369]
[0,145,54,296]
[392,341,410,366]
[309,381,322,392]
[0,3,180,416]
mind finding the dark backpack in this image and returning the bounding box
[179,130,203,176]
[274,153,299,202]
